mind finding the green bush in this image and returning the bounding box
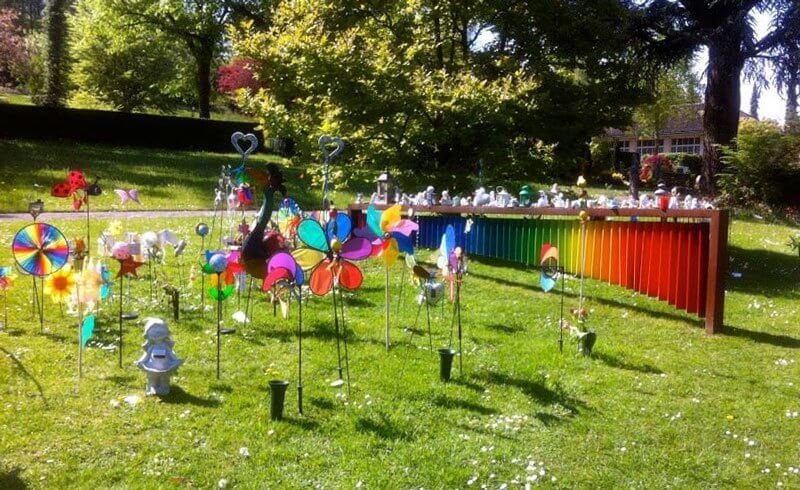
[719,119,800,208]
[662,152,702,174]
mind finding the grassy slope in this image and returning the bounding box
[0,139,359,213]
[0,213,798,488]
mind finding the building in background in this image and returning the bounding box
[607,103,754,156]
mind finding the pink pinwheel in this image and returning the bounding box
[292,210,371,296]
[355,204,418,265]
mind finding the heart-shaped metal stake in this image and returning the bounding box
[318,135,345,163]
[318,135,345,209]
[231,132,259,160]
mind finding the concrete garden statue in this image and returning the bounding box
[135,317,184,396]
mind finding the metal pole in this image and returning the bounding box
[384,264,390,351]
[425,299,433,353]
[118,275,123,368]
[559,266,565,353]
[216,274,222,379]
[338,287,352,397]
[456,275,463,376]
[297,286,303,415]
[332,285,344,380]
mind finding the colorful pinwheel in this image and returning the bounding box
[539,243,559,293]
[12,223,69,277]
[0,266,14,291]
[202,252,235,301]
[292,211,371,296]
[358,204,418,265]
[0,266,14,329]
[263,251,304,319]
[277,197,302,240]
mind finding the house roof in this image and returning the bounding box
[606,103,754,139]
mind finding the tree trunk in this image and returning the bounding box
[786,76,798,133]
[43,0,69,108]
[701,36,745,195]
[194,42,213,119]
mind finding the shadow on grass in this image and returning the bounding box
[0,345,48,408]
[450,377,487,393]
[0,467,26,489]
[432,394,497,415]
[105,374,136,385]
[477,370,587,417]
[283,416,320,430]
[724,325,800,349]
[728,245,800,299]
[487,323,525,334]
[355,414,413,441]
[593,352,663,374]
[160,386,221,407]
[468,262,702,329]
[310,397,335,411]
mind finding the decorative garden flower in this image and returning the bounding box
[76,260,103,304]
[45,265,77,303]
[292,211,371,295]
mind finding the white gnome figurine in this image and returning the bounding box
[135,318,183,396]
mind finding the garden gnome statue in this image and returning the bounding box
[135,317,183,396]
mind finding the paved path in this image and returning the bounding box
[0,210,217,222]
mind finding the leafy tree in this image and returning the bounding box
[0,8,27,85]
[70,0,190,112]
[42,0,69,107]
[232,0,648,182]
[110,0,268,118]
[637,0,800,193]
[0,0,44,29]
[769,3,800,131]
[633,59,701,145]
[217,57,260,96]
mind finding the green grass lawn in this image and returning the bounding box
[0,212,798,488]
[0,139,361,213]
[0,92,254,122]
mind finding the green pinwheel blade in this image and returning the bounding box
[297,219,330,252]
[201,263,214,274]
[367,205,383,237]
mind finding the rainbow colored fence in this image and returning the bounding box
[350,205,729,334]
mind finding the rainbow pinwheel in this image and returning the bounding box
[277,197,302,240]
[12,223,69,277]
[292,212,371,296]
[358,204,418,265]
[539,243,559,293]
[0,266,14,291]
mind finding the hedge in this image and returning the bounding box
[0,103,279,154]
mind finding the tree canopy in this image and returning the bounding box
[232,0,652,180]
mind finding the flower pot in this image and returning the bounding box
[438,348,457,382]
[269,380,290,420]
[578,331,597,356]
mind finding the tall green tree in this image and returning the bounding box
[42,0,69,107]
[233,0,649,179]
[637,0,800,193]
[70,0,191,113]
[633,60,702,144]
[110,0,264,118]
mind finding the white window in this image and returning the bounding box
[637,139,663,156]
[672,137,702,154]
[619,140,631,151]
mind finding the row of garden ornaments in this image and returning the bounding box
[356,180,716,210]
[97,227,187,262]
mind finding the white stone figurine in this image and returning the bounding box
[440,190,451,206]
[535,190,549,208]
[135,318,184,396]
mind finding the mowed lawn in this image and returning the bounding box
[0,139,361,214]
[0,212,799,488]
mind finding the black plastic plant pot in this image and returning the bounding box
[438,348,457,382]
[579,331,597,356]
[269,380,290,420]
